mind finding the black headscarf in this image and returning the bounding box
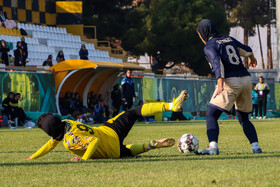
[40,115,65,141]
[197,19,219,42]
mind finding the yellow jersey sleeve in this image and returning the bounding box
[30,139,60,159]
[81,138,100,160]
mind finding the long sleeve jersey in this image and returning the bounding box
[29,120,120,160]
[204,35,251,79]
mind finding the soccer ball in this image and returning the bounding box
[177,133,199,153]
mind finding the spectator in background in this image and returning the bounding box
[111,84,122,117]
[0,39,10,66]
[14,41,24,66]
[251,87,258,119]
[1,92,14,127]
[79,44,88,60]
[42,55,53,67]
[0,11,16,29]
[151,51,160,74]
[21,37,28,66]
[11,93,30,126]
[93,98,106,123]
[87,91,98,106]
[121,69,136,111]
[56,50,65,63]
[61,91,72,115]
[87,102,95,114]
[254,76,270,119]
[0,11,7,27]
[71,93,85,114]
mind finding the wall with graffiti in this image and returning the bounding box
[0,72,56,113]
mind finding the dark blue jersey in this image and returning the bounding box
[204,34,251,79]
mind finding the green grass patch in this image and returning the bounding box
[1,119,280,186]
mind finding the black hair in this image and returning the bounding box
[37,113,53,128]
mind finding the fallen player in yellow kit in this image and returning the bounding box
[24,90,188,161]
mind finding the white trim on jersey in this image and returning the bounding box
[220,59,225,78]
[238,48,252,57]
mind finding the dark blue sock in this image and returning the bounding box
[236,110,258,143]
[206,105,223,143]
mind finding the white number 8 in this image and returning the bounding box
[226,45,240,65]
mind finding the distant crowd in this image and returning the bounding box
[0,35,91,67]
[58,70,138,123]
[0,9,92,67]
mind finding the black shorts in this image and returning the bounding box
[104,106,142,157]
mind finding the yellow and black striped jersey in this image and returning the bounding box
[30,120,120,160]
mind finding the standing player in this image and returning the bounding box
[121,69,136,111]
[254,76,270,119]
[195,19,262,155]
[24,91,188,161]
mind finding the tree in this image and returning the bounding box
[83,0,133,40]
[228,0,267,68]
[122,0,229,75]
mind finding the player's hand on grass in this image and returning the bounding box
[23,157,32,160]
[71,157,83,161]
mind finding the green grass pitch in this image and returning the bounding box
[1,119,280,186]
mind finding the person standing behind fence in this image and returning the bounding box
[111,84,122,117]
[21,37,28,66]
[79,44,88,60]
[251,88,258,119]
[121,70,136,111]
[254,76,270,119]
[14,41,24,66]
[0,40,10,66]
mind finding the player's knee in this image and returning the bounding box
[236,110,249,123]
[207,105,222,120]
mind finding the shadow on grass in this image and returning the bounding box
[1,152,280,167]
[0,150,68,154]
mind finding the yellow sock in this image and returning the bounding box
[141,102,169,116]
[126,144,150,156]
[164,103,170,111]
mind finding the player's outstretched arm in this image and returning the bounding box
[24,139,59,160]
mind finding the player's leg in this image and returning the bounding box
[123,138,175,157]
[195,77,237,155]
[235,111,262,153]
[141,90,188,117]
[235,76,262,153]
[263,98,267,119]
[255,104,259,118]
[194,105,222,155]
[258,98,263,119]
[105,90,187,156]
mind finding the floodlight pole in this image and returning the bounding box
[277,1,280,80]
